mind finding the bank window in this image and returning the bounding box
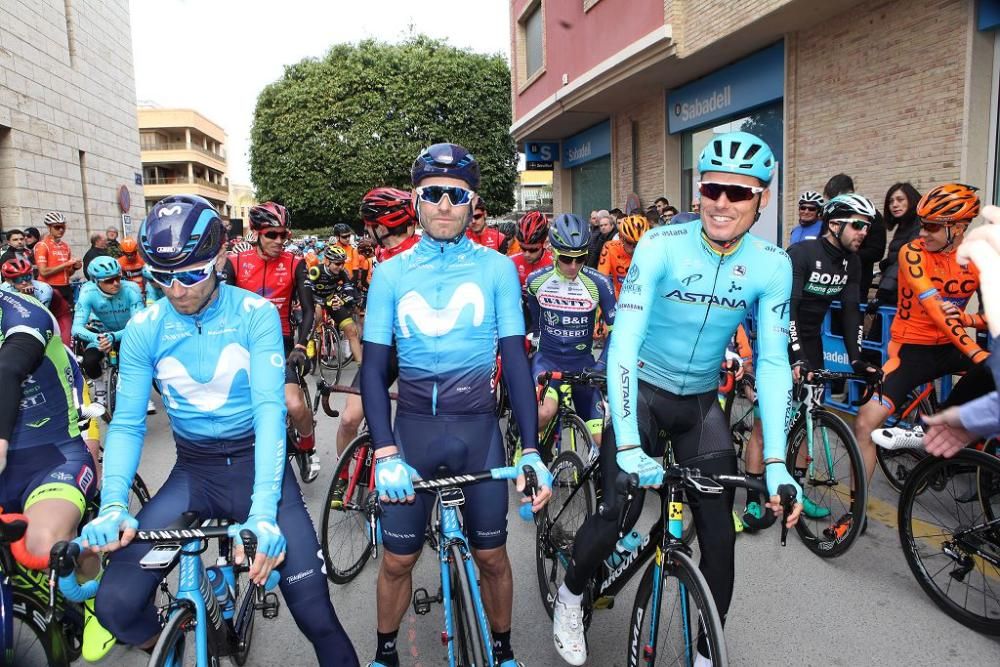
[522,2,544,82]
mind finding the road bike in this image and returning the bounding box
[531,370,605,465]
[285,368,329,484]
[55,515,281,666]
[875,383,938,491]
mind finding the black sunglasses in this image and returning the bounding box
[558,254,587,265]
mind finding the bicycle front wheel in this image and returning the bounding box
[101,366,119,424]
[319,325,343,384]
[536,450,594,619]
[627,550,726,667]
[559,413,597,462]
[898,448,1000,635]
[787,409,867,558]
[5,591,68,667]
[148,603,208,667]
[449,544,490,667]
[321,434,375,584]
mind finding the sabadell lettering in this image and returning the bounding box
[676,85,732,122]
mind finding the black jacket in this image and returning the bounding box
[82,246,110,280]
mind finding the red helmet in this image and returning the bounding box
[359,187,415,229]
[517,210,548,244]
[248,202,290,230]
[2,258,32,280]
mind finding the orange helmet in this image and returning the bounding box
[618,214,650,244]
[120,237,138,254]
[916,183,980,224]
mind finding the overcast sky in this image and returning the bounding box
[129,0,511,185]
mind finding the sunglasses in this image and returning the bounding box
[49,224,66,230]
[328,260,346,266]
[148,259,216,288]
[830,218,871,231]
[799,206,819,212]
[99,276,122,285]
[11,275,32,285]
[919,221,945,234]
[557,254,587,265]
[697,181,765,203]
[261,229,289,240]
[521,244,544,253]
[415,185,475,207]
[473,213,485,221]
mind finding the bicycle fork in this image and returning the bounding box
[643,486,692,666]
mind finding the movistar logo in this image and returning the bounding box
[663,290,747,310]
[397,283,485,338]
[156,343,250,411]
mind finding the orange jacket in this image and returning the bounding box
[34,235,74,286]
[597,240,633,298]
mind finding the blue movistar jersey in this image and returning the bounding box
[526,265,616,365]
[1,280,52,307]
[101,283,287,519]
[608,221,793,462]
[363,234,524,415]
[0,291,81,450]
[72,280,143,346]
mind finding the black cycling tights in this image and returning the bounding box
[563,383,737,629]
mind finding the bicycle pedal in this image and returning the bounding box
[258,592,280,619]
[412,587,436,615]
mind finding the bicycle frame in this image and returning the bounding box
[163,537,232,665]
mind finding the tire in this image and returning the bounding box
[536,451,594,619]
[232,579,257,666]
[449,544,490,667]
[786,410,867,558]
[626,551,726,667]
[6,591,69,667]
[101,367,119,424]
[129,473,151,516]
[148,603,219,667]
[321,435,375,584]
[319,325,342,384]
[877,395,933,492]
[898,448,1000,635]
[725,383,755,481]
[559,413,597,463]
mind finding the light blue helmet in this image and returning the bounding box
[88,256,121,282]
[697,131,775,186]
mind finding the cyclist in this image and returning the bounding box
[597,213,649,298]
[740,194,883,531]
[79,194,358,666]
[310,244,363,364]
[526,214,616,450]
[2,256,74,345]
[223,202,318,481]
[466,198,505,251]
[141,265,164,306]
[551,131,802,666]
[0,289,112,661]
[510,210,552,287]
[857,184,992,466]
[34,211,83,306]
[331,223,368,283]
[72,256,146,411]
[789,191,825,244]
[499,220,519,255]
[361,143,551,667]
[117,236,145,296]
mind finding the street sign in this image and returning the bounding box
[118,185,130,213]
[526,160,554,171]
[525,142,559,163]
[122,214,132,237]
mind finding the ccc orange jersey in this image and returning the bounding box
[891,239,988,362]
[117,254,145,291]
[597,240,633,298]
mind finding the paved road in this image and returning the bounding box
[103,365,998,666]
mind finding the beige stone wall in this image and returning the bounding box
[670,0,793,58]
[0,0,144,250]
[784,0,970,244]
[612,94,670,210]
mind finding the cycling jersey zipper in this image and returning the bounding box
[680,251,726,393]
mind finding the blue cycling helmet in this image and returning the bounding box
[548,214,591,254]
[411,143,480,190]
[697,131,775,186]
[139,195,224,270]
[88,256,121,281]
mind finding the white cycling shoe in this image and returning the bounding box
[872,425,924,450]
[552,589,587,665]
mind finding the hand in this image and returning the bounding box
[516,451,553,513]
[327,295,343,309]
[865,299,881,317]
[791,362,809,384]
[616,447,663,488]
[287,347,309,376]
[375,454,418,503]
[81,505,138,553]
[764,462,803,529]
[233,516,286,585]
[97,334,113,353]
[923,408,974,458]
[939,301,961,318]
[850,359,881,384]
[72,258,83,270]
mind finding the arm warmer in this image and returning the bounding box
[0,333,45,441]
[360,342,396,448]
[294,260,315,348]
[499,334,539,453]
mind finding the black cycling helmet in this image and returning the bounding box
[333,223,353,237]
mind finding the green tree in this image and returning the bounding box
[250,36,517,229]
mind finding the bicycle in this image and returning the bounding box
[531,369,605,465]
[874,382,938,492]
[285,367,326,484]
[309,309,344,385]
[535,447,796,666]
[897,444,1000,635]
[54,515,282,666]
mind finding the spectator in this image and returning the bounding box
[589,210,599,229]
[822,173,855,201]
[0,229,33,266]
[105,226,122,258]
[586,210,616,268]
[82,231,110,280]
[789,191,824,244]
[691,198,701,214]
[610,208,625,223]
[34,211,82,304]
[823,173,885,298]
[872,182,922,309]
[654,197,670,217]
[661,205,679,224]
[23,227,40,252]
[644,205,660,227]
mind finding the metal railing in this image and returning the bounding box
[144,176,227,192]
[140,141,226,161]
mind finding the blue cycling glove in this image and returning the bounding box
[518,451,553,521]
[617,447,664,488]
[235,515,286,560]
[81,504,138,549]
[765,462,803,503]
[375,453,419,502]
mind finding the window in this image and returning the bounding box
[523,3,544,80]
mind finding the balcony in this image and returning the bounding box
[141,142,227,171]
[144,175,229,204]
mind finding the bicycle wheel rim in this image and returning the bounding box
[148,604,196,667]
[321,436,375,584]
[7,593,62,667]
[898,449,1000,635]
[788,411,866,557]
[450,544,490,666]
[879,395,933,492]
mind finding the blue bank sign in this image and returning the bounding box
[667,42,784,134]
[563,120,611,169]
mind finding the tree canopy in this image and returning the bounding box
[250,36,518,229]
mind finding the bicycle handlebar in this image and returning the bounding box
[802,369,883,406]
[316,381,398,419]
[535,370,607,389]
[0,512,48,571]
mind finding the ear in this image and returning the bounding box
[759,186,772,209]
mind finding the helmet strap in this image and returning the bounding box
[191,273,221,316]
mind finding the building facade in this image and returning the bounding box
[0,0,145,249]
[138,107,230,216]
[511,0,1000,246]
